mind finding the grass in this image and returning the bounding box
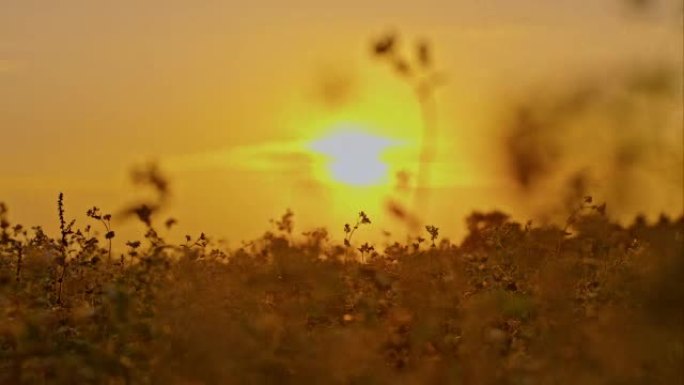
[0,190,682,385]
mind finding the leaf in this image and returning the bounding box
[372,33,396,56]
[416,40,430,67]
[394,58,411,76]
[595,203,607,215]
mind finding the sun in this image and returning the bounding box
[309,127,400,186]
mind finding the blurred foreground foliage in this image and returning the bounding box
[0,199,682,385]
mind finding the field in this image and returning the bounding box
[1,1,682,384]
[0,193,682,385]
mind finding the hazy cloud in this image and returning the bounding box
[164,140,315,175]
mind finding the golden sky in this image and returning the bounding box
[1,0,682,245]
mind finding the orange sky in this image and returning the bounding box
[1,0,682,246]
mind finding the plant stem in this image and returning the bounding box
[413,89,438,214]
[15,247,22,282]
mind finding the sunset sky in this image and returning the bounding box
[1,0,682,245]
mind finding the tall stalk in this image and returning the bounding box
[371,32,444,219]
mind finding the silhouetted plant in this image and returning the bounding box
[343,211,372,248]
[86,206,115,261]
[56,192,75,305]
[0,196,682,384]
[425,225,439,248]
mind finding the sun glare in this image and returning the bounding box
[310,128,400,186]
